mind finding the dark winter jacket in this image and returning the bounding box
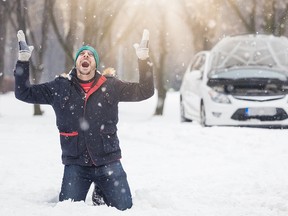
[14,59,154,166]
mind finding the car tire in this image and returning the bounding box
[200,102,206,127]
[180,96,192,122]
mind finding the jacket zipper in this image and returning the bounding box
[81,76,107,165]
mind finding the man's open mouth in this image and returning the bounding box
[82,61,90,68]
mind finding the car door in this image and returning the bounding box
[182,52,207,120]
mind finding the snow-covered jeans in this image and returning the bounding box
[59,161,132,211]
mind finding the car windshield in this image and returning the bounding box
[209,35,288,75]
[209,67,288,81]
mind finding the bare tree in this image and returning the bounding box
[179,0,220,52]
[13,0,52,115]
[262,0,288,35]
[48,0,79,71]
[153,11,168,115]
[30,0,50,115]
[123,1,172,116]
[49,0,131,71]
[226,0,288,36]
[226,0,257,33]
[82,0,128,66]
[0,0,9,92]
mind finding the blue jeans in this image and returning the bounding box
[59,161,132,210]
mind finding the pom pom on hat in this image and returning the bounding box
[74,45,100,68]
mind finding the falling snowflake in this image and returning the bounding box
[79,118,89,131]
[114,181,119,187]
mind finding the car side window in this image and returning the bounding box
[189,54,206,80]
[191,54,206,71]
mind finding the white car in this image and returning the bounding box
[180,34,288,127]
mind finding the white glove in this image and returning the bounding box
[133,29,149,60]
[17,30,34,61]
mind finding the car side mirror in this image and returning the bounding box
[190,70,203,80]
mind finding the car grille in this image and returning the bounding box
[231,108,288,121]
[233,95,285,102]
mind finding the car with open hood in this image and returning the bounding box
[180,34,288,127]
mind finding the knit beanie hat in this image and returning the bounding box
[74,45,100,68]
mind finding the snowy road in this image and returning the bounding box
[1,92,288,216]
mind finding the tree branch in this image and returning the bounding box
[48,0,74,63]
[227,0,253,32]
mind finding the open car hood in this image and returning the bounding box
[207,77,288,96]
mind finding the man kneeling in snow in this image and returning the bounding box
[14,29,154,210]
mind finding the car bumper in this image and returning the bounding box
[204,95,288,127]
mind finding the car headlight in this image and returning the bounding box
[208,90,231,104]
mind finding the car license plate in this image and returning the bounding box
[245,107,277,116]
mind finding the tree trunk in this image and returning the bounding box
[0,1,7,93]
[154,42,167,115]
[154,10,168,116]
[65,0,78,70]
[27,0,50,116]
[154,80,167,115]
[33,104,44,116]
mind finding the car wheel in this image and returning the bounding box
[180,96,192,122]
[200,102,206,127]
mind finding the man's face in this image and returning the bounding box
[75,50,97,80]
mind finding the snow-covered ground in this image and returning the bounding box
[1,91,288,216]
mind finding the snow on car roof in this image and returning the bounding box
[210,34,288,71]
